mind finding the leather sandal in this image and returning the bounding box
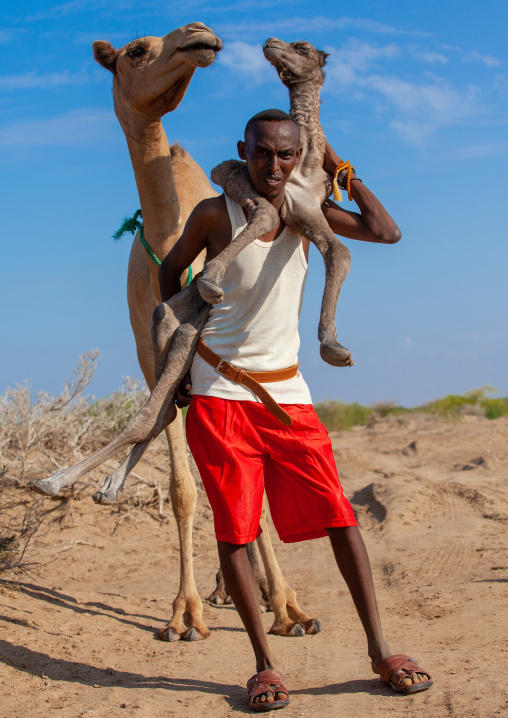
[247,669,290,712]
[375,654,433,694]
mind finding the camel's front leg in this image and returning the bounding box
[92,438,153,504]
[256,504,322,637]
[157,416,210,642]
[291,210,354,367]
[198,161,278,304]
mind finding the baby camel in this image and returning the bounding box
[200,37,354,368]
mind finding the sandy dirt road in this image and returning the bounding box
[1,413,507,717]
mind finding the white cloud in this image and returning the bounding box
[0,108,118,147]
[217,15,431,39]
[441,44,502,68]
[0,69,89,90]
[218,41,276,86]
[415,51,448,65]
[324,40,482,143]
[447,141,508,160]
[466,50,501,68]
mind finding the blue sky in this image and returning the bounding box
[1,0,507,406]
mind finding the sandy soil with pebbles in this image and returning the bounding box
[1,412,507,718]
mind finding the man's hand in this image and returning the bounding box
[174,373,193,408]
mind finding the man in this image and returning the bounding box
[159,109,432,711]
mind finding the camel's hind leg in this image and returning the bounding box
[157,415,210,642]
[207,542,270,611]
[291,211,353,367]
[256,504,322,637]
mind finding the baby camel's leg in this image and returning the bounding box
[92,438,153,504]
[256,504,322,636]
[291,211,354,367]
[28,321,199,498]
[198,162,278,304]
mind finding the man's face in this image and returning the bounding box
[237,120,301,202]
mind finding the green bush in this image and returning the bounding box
[314,400,372,432]
[418,386,508,419]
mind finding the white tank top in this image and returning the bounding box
[190,194,312,404]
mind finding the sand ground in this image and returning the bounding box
[1,412,507,718]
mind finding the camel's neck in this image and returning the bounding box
[289,79,325,169]
[115,101,181,257]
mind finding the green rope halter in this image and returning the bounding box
[113,209,193,284]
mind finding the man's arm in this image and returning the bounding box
[321,142,401,245]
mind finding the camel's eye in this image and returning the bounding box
[127,47,146,60]
[292,42,310,55]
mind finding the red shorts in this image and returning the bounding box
[186,396,357,544]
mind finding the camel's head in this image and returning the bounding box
[93,22,222,117]
[263,38,328,87]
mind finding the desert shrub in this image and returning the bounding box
[369,401,407,417]
[0,500,44,579]
[418,386,508,420]
[0,351,148,484]
[481,397,508,419]
[314,400,372,432]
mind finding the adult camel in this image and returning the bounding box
[30,22,320,642]
[95,21,221,642]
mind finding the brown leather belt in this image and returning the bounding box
[196,339,297,426]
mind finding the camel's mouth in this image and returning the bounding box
[178,37,223,54]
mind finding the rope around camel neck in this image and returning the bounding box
[113,209,193,284]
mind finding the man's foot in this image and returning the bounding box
[247,669,290,711]
[372,654,433,694]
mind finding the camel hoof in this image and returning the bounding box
[320,341,354,367]
[269,622,305,637]
[27,479,59,496]
[301,618,322,635]
[197,277,224,305]
[223,595,233,605]
[92,490,117,505]
[209,594,222,605]
[182,627,201,642]
[157,626,180,642]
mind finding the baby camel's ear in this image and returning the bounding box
[93,41,118,73]
[318,50,330,68]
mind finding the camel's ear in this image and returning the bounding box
[318,50,329,68]
[93,41,118,73]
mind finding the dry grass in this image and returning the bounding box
[0,351,158,565]
[0,351,148,487]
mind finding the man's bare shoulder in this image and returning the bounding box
[192,194,228,224]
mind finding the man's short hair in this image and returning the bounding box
[244,109,299,142]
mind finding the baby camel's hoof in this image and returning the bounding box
[269,622,305,637]
[27,479,60,496]
[320,341,354,367]
[300,618,322,635]
[92,489,118,505]
[197,277,224,305]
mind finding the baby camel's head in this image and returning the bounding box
[263,38,328,87]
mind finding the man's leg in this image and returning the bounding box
[217,541,288,706]
[327,526,429,688]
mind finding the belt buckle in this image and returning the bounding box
[215,359,226,375]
